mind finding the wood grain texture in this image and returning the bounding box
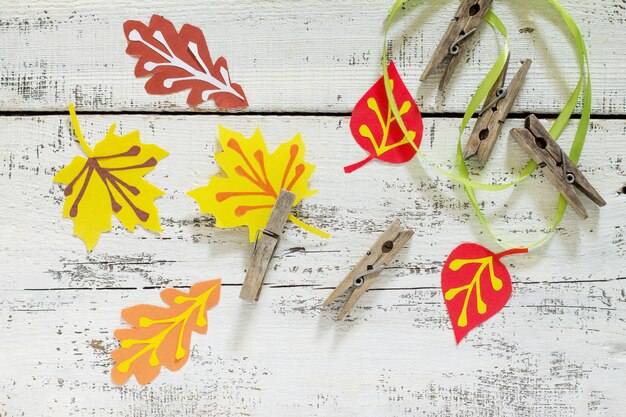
[0,114,624,416]
[1,283,625,416]
[0,0,624,114]
[1,114,624,290]
[1,0,625,415]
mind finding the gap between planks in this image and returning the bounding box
[16,275,626,293]
[0,110,625,120]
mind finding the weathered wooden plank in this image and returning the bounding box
[0,0,624,114]
[0,285,624,416]
[0,1,624,415]
[0,114,623,293]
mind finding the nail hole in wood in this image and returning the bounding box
[479,129,489,141]
[535,137,547,149]
[382,241,394,253]
[469,4,480,16]
[620,185,626,194]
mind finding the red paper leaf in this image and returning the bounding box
[123,15,248,109]
[441,243,528,344]
[345,61,423,173]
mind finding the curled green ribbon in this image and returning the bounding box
[382,0,592,249]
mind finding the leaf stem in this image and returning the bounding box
[494,247,528,260]
[288,214,330,239]
[344,155,375,173]
[68,103,93,157]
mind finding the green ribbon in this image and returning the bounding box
[382,0,592,249]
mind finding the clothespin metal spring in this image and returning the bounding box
[510,114,606,220]
[560,150,576,184]
[449,28,477,55]
[322,221,413,320]
[352,240,394,287]
[353,265,387,287]
[478,87,507,116]
[252,228,280,253]
[535,136,578,185]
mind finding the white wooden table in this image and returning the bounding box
[1,1,625,416]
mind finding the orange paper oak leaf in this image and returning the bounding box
[188,126,329,241]
[344,61,423,173]
[124,14,248,109]
[111,279,221,385]
[441,244,528,343]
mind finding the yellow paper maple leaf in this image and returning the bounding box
[188,126,329,241]
[54,104,169,250]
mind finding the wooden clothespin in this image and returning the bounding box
[239,190,296,302]
[464,56,532,164]
[322,219,414,320]
[510,114,606,219]
[421,0,493,90]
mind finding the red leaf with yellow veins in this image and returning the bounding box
[441,243,528,343]
[344,60,423,173]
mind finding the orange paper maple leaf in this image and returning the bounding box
[111,279,221,385]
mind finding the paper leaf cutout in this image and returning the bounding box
[124,15,248,109]
[188,126,330,242]
[345,61,423,173]
[441,244,528,344]
[54,105,168,251]
[111,279,221,385]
